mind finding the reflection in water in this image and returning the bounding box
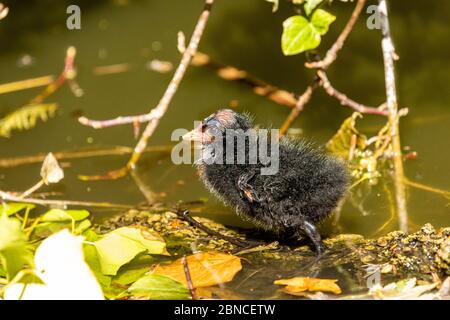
[0,0,449,237]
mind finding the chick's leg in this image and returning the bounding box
[237,170,260,203]
[299,220,326,255]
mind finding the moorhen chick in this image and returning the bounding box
[182,109,348,254]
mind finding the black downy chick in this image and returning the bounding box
[183,109,349,254]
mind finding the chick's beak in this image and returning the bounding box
[182,125,204,142]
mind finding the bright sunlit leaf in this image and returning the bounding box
[281,9,335,55]
[0,214,33,280]
[4,229,104,300]
[94,227,167,276]
[0,203,35,216]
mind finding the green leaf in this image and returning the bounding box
[0,264,7,278]
[282,16,320,55]
[128,274,190,300]
[94,227,167,276]
[281,9,335,55]
[83,244,112,288]
[0,203,35,216]
[41,209,89,222]
[0,215,33,279]
[304,0,323,16]
[311,8,336,35]
[74,219,92,235]
[112,255,153,286]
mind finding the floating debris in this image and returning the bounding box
[146,59,173,74]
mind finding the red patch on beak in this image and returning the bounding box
[182,123,214,143]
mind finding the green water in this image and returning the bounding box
[0,0,449,239]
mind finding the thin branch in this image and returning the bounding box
[0,145,172,168]
[30,46,77,105]
[127,0,215,169]
[378,0,408,232]
[78,110,158,129]
[305,0,366,69]
[182,255,197,300]
[0,75,54,95]
[279,0,372,134]
[0,190,133,209]
[280,84,317,136]
[317,70,388,116]
[175,209,258,248]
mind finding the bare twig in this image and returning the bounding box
[30,46,77,105]
[175,209,258,248]
[0,145,172,168]
[305,0,366,69]
[78,0,215,176]
[127,0,215,170]
[0,190,132,209]
[182,255,197,300]
[78,111,157,129]
[20,180,45,199]
[378,0,408,232]
[0,76,54,95]
[280,84,317,135]
[279,0,375,133]
[403,178,450,200]
[317,70,388,116]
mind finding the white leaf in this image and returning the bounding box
[40,153,64,184]
[4,229,104,300]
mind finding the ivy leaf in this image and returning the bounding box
[281,9,336,55]
[304,0,323,16]
[0,215,33,280]
[41,209,89,222]
[311,8,336,35]
[282,16,319,55]
[128,274,190,300]
[112,255,153,286]
[94,227,167,276]
[0,203,35,216]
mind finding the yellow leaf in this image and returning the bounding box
[326,112,366,160]
[152,252,242,288]
[274,277,342,294]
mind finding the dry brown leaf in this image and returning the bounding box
[274,277,342,295]
[152,252,242,288]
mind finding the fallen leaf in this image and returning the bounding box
[274,277,342,295]
[153,252,242,288]
[369,278,438,300]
